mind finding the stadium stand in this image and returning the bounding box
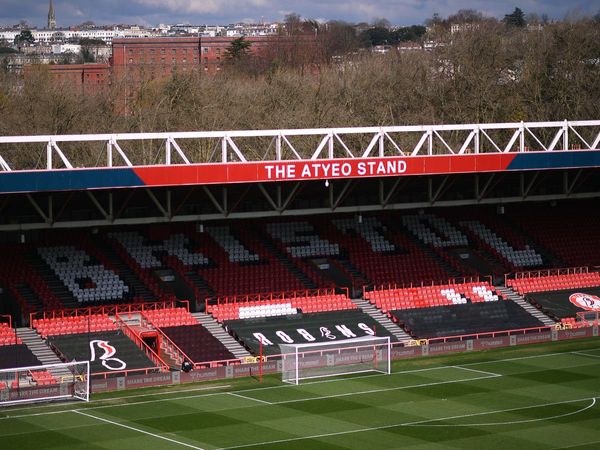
[391,301,545,339]
[207,289,356,322]
[32,314,117,339]
[225,310,395,355]
[364,280,502,313]
[506,269,600,321]
[48,330,157,375]
[142,307,236,365]
[506,270,600,295]
[510,202,600,267]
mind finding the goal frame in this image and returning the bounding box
[0,360,90,407]
[279,336,391,385]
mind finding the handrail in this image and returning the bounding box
[114,314,170,372]
[363,275,493,296]
[505,266,592,283]
[29,299,190,324]
[206,287,342,310]
[139,313,195,368]
[0,314,12,329]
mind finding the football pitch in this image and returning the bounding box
[2,338,600,449]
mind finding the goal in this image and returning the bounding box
[279,335,391,385]
[0,360,90,407]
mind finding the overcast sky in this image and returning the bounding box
[1,0,599,28]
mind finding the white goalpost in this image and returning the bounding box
[0,360,90,407]
[279,336,391,385]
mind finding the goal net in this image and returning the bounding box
[0,360,90,407]
[279,336,391,385]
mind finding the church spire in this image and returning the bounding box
[48,0,56,30]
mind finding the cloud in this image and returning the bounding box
[1,0,598,28]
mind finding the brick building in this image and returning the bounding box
[40,35,320,92]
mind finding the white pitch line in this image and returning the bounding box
[228,392,272,405]
[408,398,597,427]
[452,365,502,377]
[573,351,600,359]
[1,384,233,415]
[73,410,207,450]
[270,374,499,405]
[216,397,599,450]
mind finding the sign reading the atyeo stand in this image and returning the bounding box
[569,293,600,311]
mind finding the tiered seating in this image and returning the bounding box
[392,301,545,339]
[225,310,395,356]
[0,245,62,312]
[0,323,20,346]
[38,246,129,303]
[30,370,57,386]
[142,308,197,328]
[205,226,259,263]
[402,214,469,248]
[160,325,235,365]
[49,330,156,374]
[510,202,600,267]
[208,291,356,322]
[32,315,117,339]
[266,221,340,258]
[239,303,297,319]
[460,220,543,269]
[316,216,449,286]
[507,271,600,295]
[365,281,502,314]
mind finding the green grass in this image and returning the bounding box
[2,338,600,449]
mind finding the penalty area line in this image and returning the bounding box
[73,410,207,450]
[216,396,598,450]
[228,392,272,405]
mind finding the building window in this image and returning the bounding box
[129,49,133,54]
[204,57,208,64]
[182,58,187,63]
[216,48,221,55]
[161,48,165,54]
[183,49,187,54]
[203,47,208,53]
[172,58,176,63]
[172,49,176,54]
[128,58,133,63]
[150,49,155,54]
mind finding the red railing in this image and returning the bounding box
[0,314,12,329]
[29,299,190,324]
[139,313,195,368]
[363,275,493,296]
[114,314,170,372]
[207,287,348,310]
[505,266,591,283]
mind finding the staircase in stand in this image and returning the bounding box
[17,327,72,378]
[15,283,44,313]
[191,312,252,359]
[495,286,557,326]
[350,297,412,342]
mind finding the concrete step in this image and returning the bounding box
[16,327,73,377]
[191,312,252,359]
